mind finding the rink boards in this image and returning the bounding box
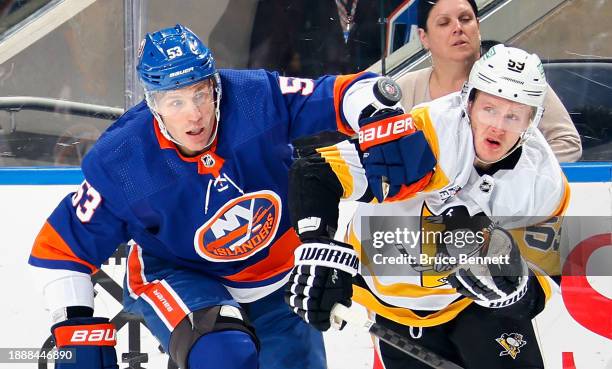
[0,165,610,369]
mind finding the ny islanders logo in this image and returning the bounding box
[194,190,282,262]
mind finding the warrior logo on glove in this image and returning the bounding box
[285,240,358,331]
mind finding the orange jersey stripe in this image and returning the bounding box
[333,72,366,136]
[127,244,147,296]
[31,222,98,273]
[153,118,224,176]
[224,229,301,283]
[141,281,189,329]
[127,245,189,329]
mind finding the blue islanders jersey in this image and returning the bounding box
[30,69,372,300]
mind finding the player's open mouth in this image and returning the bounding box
[452,40,468,46]
[485,138,501,148]
[187,127,205,136]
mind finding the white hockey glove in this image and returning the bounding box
[284,239,358,331]
[447,227,529,308]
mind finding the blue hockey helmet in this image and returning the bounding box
[137,24,222,151]
[137,24,216,92]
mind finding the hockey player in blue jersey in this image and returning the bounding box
[29,24,434,369]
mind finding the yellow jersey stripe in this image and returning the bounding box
[337,141,368,201]
[316,144,355,199]
[410,106,450,192]
[552,175,571,217]
[316,141,367,200]
[353,284,473,327]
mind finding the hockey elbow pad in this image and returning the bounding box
[289,134,347,240]
[52,317,118,369]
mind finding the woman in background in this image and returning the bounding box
[396,0,582,162]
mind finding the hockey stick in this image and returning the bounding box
[331,303,465,369]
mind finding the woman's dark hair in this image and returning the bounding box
[417,0,479,31]
[480,39,502,55]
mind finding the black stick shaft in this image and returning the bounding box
[368,322,464,369]
[331,303,463,369]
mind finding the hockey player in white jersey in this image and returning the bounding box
[285,44,569,369]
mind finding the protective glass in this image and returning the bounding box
[472,106,532,133]
[150,81,215,118]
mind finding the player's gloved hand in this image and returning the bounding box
[447,227,529,308]
[432,207,494,272]
[359,108,436,202]
[357,81,436,202]
[284,239,358,331]
[52,317,118,369]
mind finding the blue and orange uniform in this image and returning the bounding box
[30,69,372,368]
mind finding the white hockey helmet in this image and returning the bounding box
[463,44,547,138]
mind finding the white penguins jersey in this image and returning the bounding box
[317,92,570,327]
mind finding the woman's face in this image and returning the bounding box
[469,91,533,163]
[419,0,481,64]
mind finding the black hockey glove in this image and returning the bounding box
[284,239,358,331]
[52,317,118,369]
[447,227,529,308]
